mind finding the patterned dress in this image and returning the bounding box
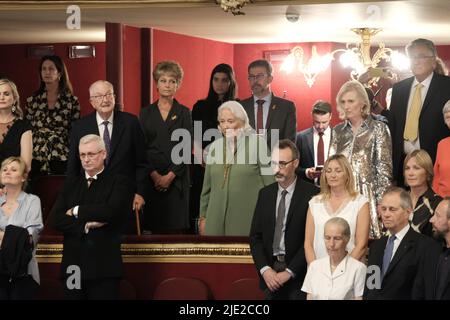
[26,90,80,173]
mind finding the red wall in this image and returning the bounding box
[0,43,106,117]
[123,25,142,116]
[152,29,234,109]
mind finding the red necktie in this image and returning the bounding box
[317,132,324,166]
[256,99,264,133]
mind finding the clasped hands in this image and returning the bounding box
[66,208,107,232]
[262,268,292,292]
[150,171,175,192]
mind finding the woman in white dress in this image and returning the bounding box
[302,217,367,300]
[304,154,370,264]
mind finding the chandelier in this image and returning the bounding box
[216,0,252,15]
[280,28,409,88]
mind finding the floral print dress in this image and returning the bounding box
[26,90,80,173]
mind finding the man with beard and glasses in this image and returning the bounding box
[413,198,450,299]
[250,139,318,300]
[240,60,297,147]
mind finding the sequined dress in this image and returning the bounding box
[330,117,393,238]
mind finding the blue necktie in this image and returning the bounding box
[382,235,396,279]
[102,120,111,164]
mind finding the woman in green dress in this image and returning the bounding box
[199,101,274,236]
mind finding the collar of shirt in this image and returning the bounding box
[96,112,114,127]
[0,191,26,206]
[278,177,297,195]
[313,126,331,137]
[324,254,350,278]
[253,92,272,106]
[413,72,434,91]
[84,168,105,181]
[391,223,410,243]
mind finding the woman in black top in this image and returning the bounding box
[0,78,32,170]
[190,64,237,232]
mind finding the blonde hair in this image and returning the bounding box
[336,80,370,120]
[153,60,184,85]
[0,78,23,118]
[319,154,359,199]
[0,157,28,189]
[404,149,434,186]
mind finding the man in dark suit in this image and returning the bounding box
[240,59,297,146]
[364,187,441,300]
[413,197,450,299]
[250,139,318,300]
[51,134,134,299]
[67,80,148,217]
[388,39,450,185]
[295,100,332,182]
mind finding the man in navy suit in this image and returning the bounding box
[388,38,450,185]
[295,100,332,182]
[240,59,297,146]
[67,80,148,217]
[364,187,440,300]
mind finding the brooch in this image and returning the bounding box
[171,115,177,120]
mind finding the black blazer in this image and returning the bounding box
[388,73,450,183]
[364,227,441,300]
[50,172,134,280]
[67,111,149,199]
[241,94,297,144]
[250,178,319,290]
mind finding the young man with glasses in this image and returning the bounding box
[50,134,134,299]
[240,59,297,147]
[250,139,318,300]
[388,38,450,186]
[67,80,149,232]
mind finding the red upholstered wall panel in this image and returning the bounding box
[0,42,106,117]
[123,25,142,116]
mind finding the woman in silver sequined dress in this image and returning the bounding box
[330,81,392,239]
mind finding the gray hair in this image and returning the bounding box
[89,80,114,96]
[79,134,106,151]
[336,80,371,120]
[217,100,253,132]
[382,186,413,210]
[324,217,351,239]
[443,100,450,115]
[406,38,437,57]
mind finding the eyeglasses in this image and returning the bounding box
[270,159,296,169]
[247,73,268,82]
[79,150,103,159]
[409,55,435,61]
[90,92,115,102]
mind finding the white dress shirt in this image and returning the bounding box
[403,72,433,154]
[96,112,114,140]
[313,126,331,167]
[253,92,272,130]
[388,223,410,262]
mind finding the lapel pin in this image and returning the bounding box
[171,115,177,120]
[272,104,277,110]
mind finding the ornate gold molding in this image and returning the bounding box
[36,242,254,264]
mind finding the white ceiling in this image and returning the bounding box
[0,0,449,45]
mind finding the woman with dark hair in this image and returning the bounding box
[191,64,237,231]
[26,55,80,177]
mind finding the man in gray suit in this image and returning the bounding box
[295,100,332,182]
[240,59,297,147]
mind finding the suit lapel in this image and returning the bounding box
[384,229,415,279]
[88,112,101,135]
[166,100,181,131]
[268,183,278,244]
[266,94,277,130]
[109,111,124,161]
[285,179,302,227]
[306,128,314,164]
[242,98,255,129]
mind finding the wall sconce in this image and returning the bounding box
[216,0,252,15]
[279,28,410,88]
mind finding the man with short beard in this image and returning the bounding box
[250,139,318,300]
[240,60,297,146]
[413,198,450,299]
